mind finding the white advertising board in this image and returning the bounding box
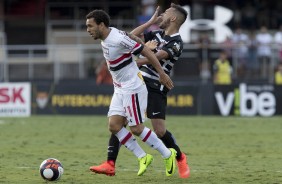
[0,83,31,117]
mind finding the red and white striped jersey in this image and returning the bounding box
[101,27,145,94]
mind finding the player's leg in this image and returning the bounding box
[111,116,151,176]
[90,93,147,176]
[109,93,157,176]
[130,124,176,176]
[89,114,125,176]
[108,134,121,165]
[90,92,123,175]
[151,119,190,178]
[151,119,181,158]
[109,115,146,159]
[147,88,182,157]
[89,133,120,176]
[147,89,190,178]
[125,90,176,176]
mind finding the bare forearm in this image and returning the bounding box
[141,46,174,89]
[130,22,153,36]
[137,49,168,68]
[136,57,150,67]
[141,46,164,75]
[126,32,145,44]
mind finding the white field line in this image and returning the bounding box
[0,120,26,125]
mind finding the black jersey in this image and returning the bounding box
[140,30,183,81]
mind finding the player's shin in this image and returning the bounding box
[115,127,146,158]
[160,130,182,160]
[139,127,171,158]
[107,134,121,163]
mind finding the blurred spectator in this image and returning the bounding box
[141,0,156,16]
[255,26,273,78]
[197,33,211,49]
[213,51,232,85]
[231,28,249,78]
[95,61,113,85]
[197,33,211,81]
[274,62,282,85]
[200,61,211,83]
[138,0,158,32]
[274,25,282,62]
[246,31,258,78]
[221,36,233,61]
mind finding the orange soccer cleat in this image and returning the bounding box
[177,153,190,178]
[89,161,115,176]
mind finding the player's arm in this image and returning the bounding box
[138,40,182,67]
[120,33,173,89]
[126,32,145,44]
[130,6,161,36]
[136,50,169,67]
[140,46,173,89]
[145,40,158,50]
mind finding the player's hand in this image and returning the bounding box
[145,40,158,50]
[148,6,161,24]
[159,73,174,90]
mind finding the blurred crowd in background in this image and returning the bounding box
[1,0,282,85]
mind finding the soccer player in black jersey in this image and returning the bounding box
[90,4,190,178]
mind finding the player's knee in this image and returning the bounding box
[108,121,121,134]
[151,119,166,137]
[130,124,144,136]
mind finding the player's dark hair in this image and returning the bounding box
[171,3,188,25]
[86,10,110,27]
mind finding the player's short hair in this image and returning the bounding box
[171,3,188,26]
[86,10,110,27]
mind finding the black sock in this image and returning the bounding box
[107,134,121,163]
[160,130,182,160]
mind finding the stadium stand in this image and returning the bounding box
[1,0,282,84]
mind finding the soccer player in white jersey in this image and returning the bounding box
[89,4,190,179]
[86,10,176,176]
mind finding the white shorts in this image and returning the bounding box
[108,88,148,126]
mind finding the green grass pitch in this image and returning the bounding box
[0,115,282,184]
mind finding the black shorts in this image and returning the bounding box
[144,77,169,120]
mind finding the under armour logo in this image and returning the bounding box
[180,5,233,43]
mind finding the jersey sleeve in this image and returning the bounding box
[119,35,144,55]
[161,41,183,60]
